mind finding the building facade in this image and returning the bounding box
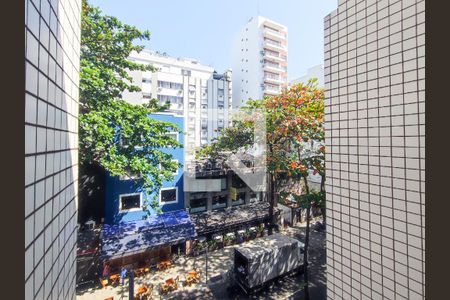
[185,169,262,214]
[324,0,425,299]
[103,50,232,224]
[123,50,232,157]
[104,113,185,224]
[232,16,288,108]
[290,64,324,88]
[25,0,81,299]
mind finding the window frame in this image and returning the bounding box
[119,192,143,212]
[158,159,179,176]
[159,187,178,205]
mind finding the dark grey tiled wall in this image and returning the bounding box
[324,0,425,299]
[25,0,81,299]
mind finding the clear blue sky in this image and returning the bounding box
[89,0,337,81]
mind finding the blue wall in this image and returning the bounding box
[105,113,185,224]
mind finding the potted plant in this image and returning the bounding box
[224,233,236,246]
[248,227,257,239]
[194,241,206,256]
[243,229,252,241]
[237,229,246,244]
[256,225,265,237]
[208,239,218,251]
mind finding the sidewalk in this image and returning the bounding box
[76,221,326,299]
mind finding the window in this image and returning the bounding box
[250,192,261,203]
[160,187,178,204]
[160,159,179,175]
[119,193,142,212]
[182,69,191,76]
[190,198,207,213]
[158,80,183,90]
[232,192,245,206]
[212,195,227,210]
[142,78,151,84]
[157,94,183,105]
[218,89,224,97]
[165,132,179,144]
[119,170,141,180]
[143,93,152,99]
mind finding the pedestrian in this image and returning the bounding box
[102,263,110,280]
[120,267,128,285]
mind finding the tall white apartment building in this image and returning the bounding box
[122,50,232,160]
[232,16,288,108]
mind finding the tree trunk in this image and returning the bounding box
[304,205,311,300]
[320,173,326,226]
[268,171,275,235]
[268,144,275,235]
[303,176,311,300]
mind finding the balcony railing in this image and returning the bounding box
[264,73,281,80]
[264,85,281,93]
[264,39,285,50]
[263,28,286,40]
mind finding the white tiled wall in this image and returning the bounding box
[324,0,425,299]
[25,0,81,299]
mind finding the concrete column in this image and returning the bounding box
[244,189,251,205]
[206,193,213,212]
[185,192,191,211]
[227,173,233,208]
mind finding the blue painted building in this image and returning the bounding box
[104,113,185,224]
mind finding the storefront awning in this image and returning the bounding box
[101,210,197,260]
[190,201,279,235]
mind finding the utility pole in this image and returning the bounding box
[205,246,209,284]
[129,271,134,300]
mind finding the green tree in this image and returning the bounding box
[80,0,182,212]
[198,80,325,229]
[199,80,325,299]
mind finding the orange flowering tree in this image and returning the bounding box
[200,79,325,228]
[199,79,324,296]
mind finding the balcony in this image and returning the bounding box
[264,85,281,95]
[264,74,283,84]
[263,39,286,52]
[264,51,285,63]
[263,28,286,41]
[263,63,285,74]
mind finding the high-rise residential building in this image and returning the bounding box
[232,16,288,108]
[324,0,425,299]
[25,0,81,299]
[290,64,325,88]
[122,50,232,161]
